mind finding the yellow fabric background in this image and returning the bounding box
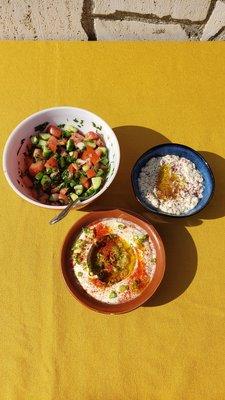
[0,42,224,400]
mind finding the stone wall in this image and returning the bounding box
[0,0,224,41]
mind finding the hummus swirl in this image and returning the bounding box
[71,218,156,304]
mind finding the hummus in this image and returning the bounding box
[70,218,156,304]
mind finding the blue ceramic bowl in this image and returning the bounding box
[131,143,215,218]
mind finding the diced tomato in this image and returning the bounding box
[22,175,33,188]
[85,131,99,140]
[30,188,38,199]
[95,148,102,156]
[48,125,62,138]
[86,168,96,178]
[60,187,68,195]
[29,161,45,176]
[81,146,100,165]
[81,150,89,161]
[96,138,104,147]
[39,193,49,203]
[45,156,58,169]
[71,132,84,144]
[47,135,58,152]
[90,152,100,165]
[80,177,91,189]
[67,164,75,174]
[51,186,60,193]
[72,163,78,172]
[25,156,33,168]
[58,193,69,203]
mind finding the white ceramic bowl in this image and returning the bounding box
[3,106,120,209]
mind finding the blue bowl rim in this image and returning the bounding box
[131,143,215,218]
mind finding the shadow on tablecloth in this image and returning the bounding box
[84,126,224,305]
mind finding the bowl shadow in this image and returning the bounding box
[85,126,225,226]
[81,125,223,305]
[85,125,170,213]
[142,222,197,306]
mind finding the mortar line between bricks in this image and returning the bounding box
[209,26,225,40]
[204,0,218,24]
[93,10,211,26]
[81,0,97,40]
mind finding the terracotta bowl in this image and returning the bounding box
[61,209,166,314]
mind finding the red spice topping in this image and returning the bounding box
[130,258,149,290]
[94,223,109,240]
[91,278,106,288]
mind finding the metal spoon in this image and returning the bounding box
[49,194,92,225]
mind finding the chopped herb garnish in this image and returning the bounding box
[77,271,83,277]
[134,233,148,244]
[82,227,91,235]
[92,122,102,131]
[109,291,117,299]
[118,224,126,229]
[119,284,129,293]
[34,121,49,132]
[73,118,84,127]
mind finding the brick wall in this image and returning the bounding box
[0,0,224,41]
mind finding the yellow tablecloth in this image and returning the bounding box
[0,42,224,400]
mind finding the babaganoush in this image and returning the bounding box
[70,218,157,304]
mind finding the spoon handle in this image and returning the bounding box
[49,197,80,225]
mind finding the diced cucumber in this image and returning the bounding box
[42,146,52,158]
[66,139,74,151]
[46,167,53,174]
[84,186,97,197]
[64,124,78,133]
[66,156,75,163]
[76,142,85,151]
[62,130,72,138]
[84,140,96,148]
[98,146,107,155]
[76,158,85,166]
[39,133,51,140]
[49,193,59,201]
[35,171,44,180]
[96,169,104,177]
[74,184,83,191]
[91,176,102,190]
[74,184,83,195]
[70,193,78,201]
[41,175,51,188]
[69,180,76,187]
[50,171,59,179]
[82,164,90,172]
[37,139,48,149]
[100,156,109,166]
[68,150,78,159]
[59,156,66,169]
[31,135,39,145]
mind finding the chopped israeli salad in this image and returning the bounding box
[22,122,109,205]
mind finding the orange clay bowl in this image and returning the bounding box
[61,209,166,314]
